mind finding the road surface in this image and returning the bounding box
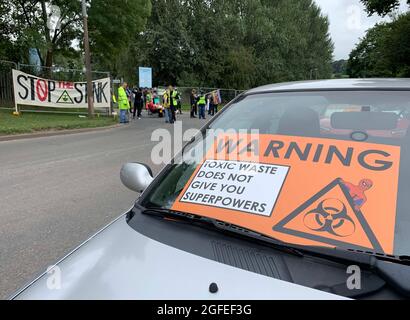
[0,113,204,299]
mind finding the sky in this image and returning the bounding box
[314,0,408,60]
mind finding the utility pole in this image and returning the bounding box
[82,0,94,118]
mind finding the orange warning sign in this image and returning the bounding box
[171,134,401,254]
[273,178,383,252]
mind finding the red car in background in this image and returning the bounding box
[320,105,410,138]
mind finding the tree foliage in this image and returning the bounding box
[132,0,333,89]
[0,0,333,89]
[1,0,83,67]
[360,0,410,16]
[0,0,151,69]
[347,12,410,77]
[88,0,151,74]
[332,59,348,77]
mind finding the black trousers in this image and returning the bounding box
[133,100,143,118]
[208,104,214,115]
[170,105,176,122]
[190,104,196,117]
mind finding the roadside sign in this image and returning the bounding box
[139,67,152,88]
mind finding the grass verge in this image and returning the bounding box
[0,109,117,136]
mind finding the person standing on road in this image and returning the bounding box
[190,89,197,118]
[118,82,130,124]
[197,91,206,120]
[163,89,171,123]
[175,87,182,115]
[213,95,219,114]
[142,88,147,110]
[133,87,143,120]
[209,93,215,116]
[126,85,133,113]
[168,85,177,123]
[206,94,211,116]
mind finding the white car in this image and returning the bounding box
[12,79,410,300]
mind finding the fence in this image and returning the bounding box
[0,61,111,114]
[0,61,16,108]
[17,63,110,82]
[157,86,243,107]
[0,60,244,114]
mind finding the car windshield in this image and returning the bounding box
[141,90,410,257]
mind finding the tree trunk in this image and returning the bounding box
[40,0,53,76]
[45,48,53,68]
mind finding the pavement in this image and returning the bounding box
[0,112,205,299]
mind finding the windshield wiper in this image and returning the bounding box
[308,246,410,297]
[141,207,410,297]
[141,207,305,257]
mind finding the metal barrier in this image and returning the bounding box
[0,61,16,108]
[157,86,243,106]
[17,63,110,82]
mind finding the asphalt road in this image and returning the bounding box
[0,113,205,299]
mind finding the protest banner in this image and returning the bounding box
[12,69,111,111]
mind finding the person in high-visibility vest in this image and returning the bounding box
[197,91,206,120]
[118,82,130,124]
[170,85,178,123]
[175,87,182,115]
[164,85,178,124]
[111,88,117,115]
[162,89,170,123]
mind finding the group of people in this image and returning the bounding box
[117,82,219,124]
[162,85,182,124]
[117,82,147,123]
[190,89,219,120]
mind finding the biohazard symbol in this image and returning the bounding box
[303,198,356,237]
[273,178,384,253]
[57,90,74,104]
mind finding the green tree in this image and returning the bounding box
[0,1,14,60]
[332,59,348,77]
[382,12,410,76]
[347,23,391,77]
[360,0,410,16]
[134,0,333,89]
[0,0,150,71]
[88,0,151,76]
[347,12,410,77]
[2,0,83,67]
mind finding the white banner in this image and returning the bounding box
[12,69,111,109]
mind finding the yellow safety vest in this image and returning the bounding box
[198,95,206,105]
[118,87,130,110]
[163,92,170,108]
[171,90,178,106]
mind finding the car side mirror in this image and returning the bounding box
[120,163,153,193]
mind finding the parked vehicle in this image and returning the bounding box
[12,79,410,300]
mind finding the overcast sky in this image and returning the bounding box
[314,0,408,60]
